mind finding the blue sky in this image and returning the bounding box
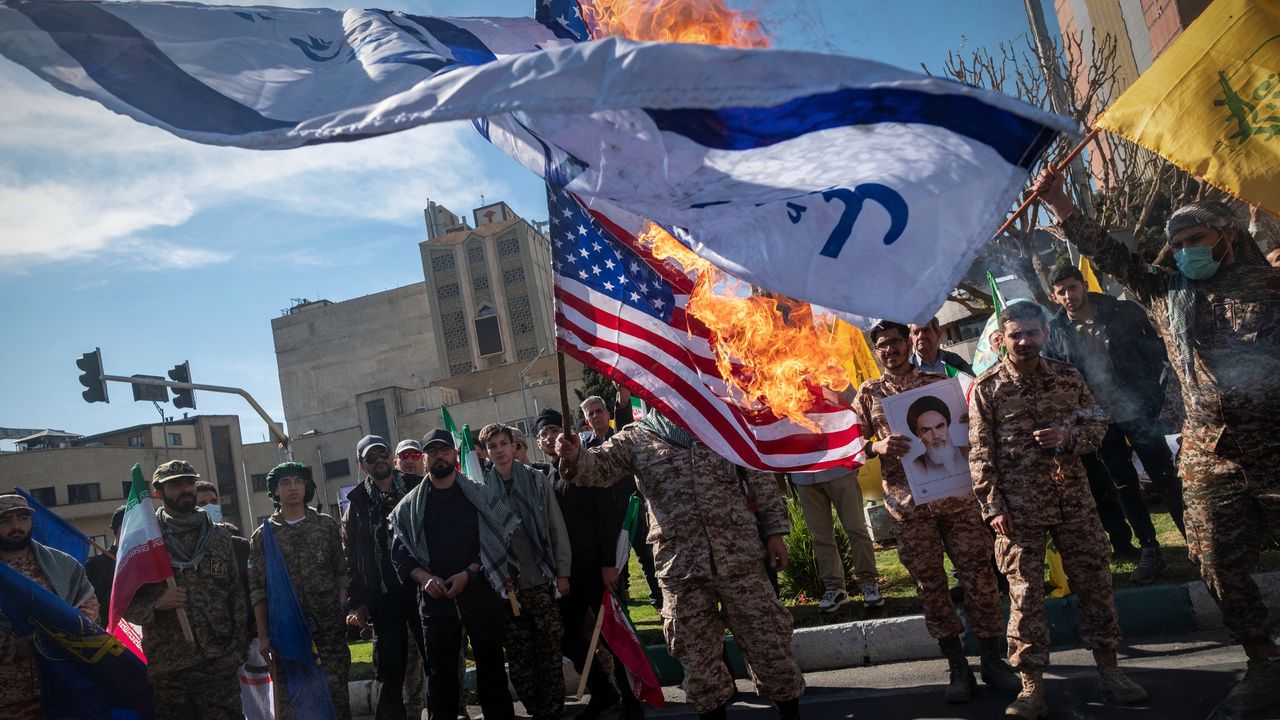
[0,0,1058,447]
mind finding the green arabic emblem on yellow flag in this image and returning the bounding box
[1214,35,1280,144]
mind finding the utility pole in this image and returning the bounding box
[1024,0,1095,218]
[153,401,171,459]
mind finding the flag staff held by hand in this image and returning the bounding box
[994,126,1101,237]
[166,575,196,643]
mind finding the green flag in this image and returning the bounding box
[441,406,480,478]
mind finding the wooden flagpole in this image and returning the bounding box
[165,575,196,643]
[576,598,608,699]
[994,126,1101,238]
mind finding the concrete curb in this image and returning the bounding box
[347,571,1280,713]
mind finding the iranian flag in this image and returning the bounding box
[600,496,664,709]
[441,406,480,478]
[107,464,174,661]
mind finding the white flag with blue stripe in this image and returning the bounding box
[0,0,1077,323]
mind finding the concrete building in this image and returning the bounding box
[0,415,264,551]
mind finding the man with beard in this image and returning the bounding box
[907,395,969,483]
[0,494,99,720]
[250,462,351,719]
[343,435,427,720]
[1037,168,1280,715]
[390,428,516,720]
[853,322,1018,704]
[969,302,1147,718]
[125,460,248,720]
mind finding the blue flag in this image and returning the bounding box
[15,487,91,562]
[0,560,153,720]
[262,521,337,719]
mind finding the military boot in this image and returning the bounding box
[1216,640,1280,716]
[938,637,976,703]
[1004,670,1047,719]
[978,636,1022,696]
[1093,649,1148,703]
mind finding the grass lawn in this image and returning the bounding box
[350,507,1280,674]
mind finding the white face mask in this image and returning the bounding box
[202,503,223,523]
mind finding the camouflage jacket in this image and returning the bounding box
[124,524,247,672]
[248,509,349,643]
[569,427,788,581]
[968,356,1109,527]
[1061,213,1280,458]
[853,369,977,523]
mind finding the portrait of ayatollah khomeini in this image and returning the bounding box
[907,394,969,483]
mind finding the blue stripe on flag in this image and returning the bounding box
[14,1,295,135]
[646,85,1059,168]
[404,15,497,66]
[0,561,154,720]
[15,487,90,563]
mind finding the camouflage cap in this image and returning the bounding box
[0,494,33,517]
[152,459,200,486]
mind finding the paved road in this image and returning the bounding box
[555,631,1278,720]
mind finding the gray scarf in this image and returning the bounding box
[0,541,97,637]
[639,410,696,449]
[484,462,557,585]
[390,472,518,597]
[365,472,407,594]
[157,507,215,570]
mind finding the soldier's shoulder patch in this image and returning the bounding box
[972,364,1003,387]
[1043,357,1083,377]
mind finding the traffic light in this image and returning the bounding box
[169,361,196,409]
[76,348,109,404]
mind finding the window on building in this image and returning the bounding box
[449,361,474,375]
[323,459,351,480]
[517,345,540,361]
[366,398,390,441]
[128,435,144,448]
[89,535,108,557]
[473,275,490,292]
[502,267,525,284]
[168,432,182,446]
[467,243,486,264]
[28,487,56,507]
[437,282,460,300]
[442,311,470,351]
[430,251,455,271]
[121,481,131,499]
[474,305,503,356]
[497,236,520,256]
[507,295,534,335]
[68,483,101,505]
[251,473,269,492]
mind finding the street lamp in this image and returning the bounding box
[518,348,547,435]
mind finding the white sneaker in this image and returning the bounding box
[818,587,849,614]
[860,579,884,608]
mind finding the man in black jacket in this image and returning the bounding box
[1046,266,1184,584]
[342,434,427,720]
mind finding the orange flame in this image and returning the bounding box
[581,0,770,48]
[637,224,851,428]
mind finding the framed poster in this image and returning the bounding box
[880,377,973,503]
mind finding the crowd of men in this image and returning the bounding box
[1,189,1276,720]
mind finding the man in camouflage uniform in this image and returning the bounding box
[249,462,352,719]
[125,461,248,720]
[0,494,100,720]
[852,321,1018,703]
[557,412,804,720]
[1037,169,1280,715]
[969,302,1147,718]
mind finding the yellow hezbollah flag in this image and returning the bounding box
[1079,255,1103,293]
[1095,0,1280,213]
[831,319,880,387]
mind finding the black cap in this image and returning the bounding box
[535,408,563,433]
[111,505,126,531]
[422,428,454,450]
[356,435,389,460]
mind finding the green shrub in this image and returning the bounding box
[779,495,863,603]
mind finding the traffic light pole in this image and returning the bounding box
[99,374,290,451]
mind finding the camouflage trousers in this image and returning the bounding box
[503,584,565,720]
[895,505,1005,640]
[1182,443,1280,645]
[0,639,40,720]
[994,512,1120,671]
[661,570,805,713]
[275,631,352,720]
[151,655,244,720]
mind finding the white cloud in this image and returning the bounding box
[0,57,517,272]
